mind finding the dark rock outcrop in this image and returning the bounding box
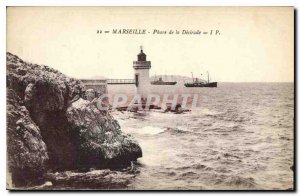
[6,52,142,188]
[46,169,135,189]
[7,89,48,187]
[66,98,142,168]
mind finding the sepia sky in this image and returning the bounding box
[7,7,294,82]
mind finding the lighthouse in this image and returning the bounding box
[133,46,151,98]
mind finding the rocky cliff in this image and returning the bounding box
[6,52,142,188]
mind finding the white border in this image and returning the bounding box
[1,0,298,6]
[1,0,298,195]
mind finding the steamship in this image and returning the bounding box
[151,77,177,85]
[184,72,217,88]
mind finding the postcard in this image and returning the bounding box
[6,6,294,190]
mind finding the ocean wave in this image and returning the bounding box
[214,167,232,174]
[222,152,241,159]
[140,126,165,135]
[205,124,244,133]
[164,127,192,135]
[192,163,213,171]
[159,171,177,177]
[176,171,199,180]
[223,176,257,189]
[205,109,252,123]
[279,136,293,141]
[174,163,213,171]
[125,126,165,135]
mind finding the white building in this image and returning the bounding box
[133,46,151,98]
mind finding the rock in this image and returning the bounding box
[85,89,96,101]
[66,98,142,168]
[6,52,142,188]
[46,169,135,189]
[7,89,48,187]
[31,181,53,190]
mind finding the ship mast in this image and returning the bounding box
[191,72,194,82]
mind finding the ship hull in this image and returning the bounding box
[151,81,177,85]
[184,82,217,87]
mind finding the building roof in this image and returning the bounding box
[137,49,147,61]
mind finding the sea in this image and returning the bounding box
[47,82,294,190]
[109,82,294,190]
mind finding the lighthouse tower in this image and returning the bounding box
[133,46,151,98]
